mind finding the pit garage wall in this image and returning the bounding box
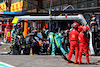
[37,21,46,29]
[37,0,46,29]
[99,15,100,27]
[99,0,100,26]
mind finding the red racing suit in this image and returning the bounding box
[67,29,79,63]
[78,32,89,64]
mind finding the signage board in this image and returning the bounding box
[11,1,23,12]
[0,2,6,12]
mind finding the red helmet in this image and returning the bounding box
[83,25,90,32]
[78,26,83,32]
[72,22,79,28]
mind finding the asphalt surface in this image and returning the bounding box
[0,55,100,67]
[0,42,100,67]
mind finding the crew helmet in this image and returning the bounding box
[13,23,17,27]
[78,26,83,32]
[72,22,79,28]
[83,25,90,32]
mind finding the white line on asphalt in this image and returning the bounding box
[0,61,15,67]
[0,42,6,44]
[0,52,8,55]
[90,56,100,58]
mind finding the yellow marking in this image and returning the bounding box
[73,64,78,65]
[72,35,75,38]
[4,48,6,50]
[59,14,62,16]
[49,11,51,14]
[48,55,50,56]
[12,17,18,23]
[30,53,33,55]
[78,37,81,40]
[66,63,78,65]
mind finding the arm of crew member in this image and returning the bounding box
[36,36,50,41]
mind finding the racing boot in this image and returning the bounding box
[74,60,78,64]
